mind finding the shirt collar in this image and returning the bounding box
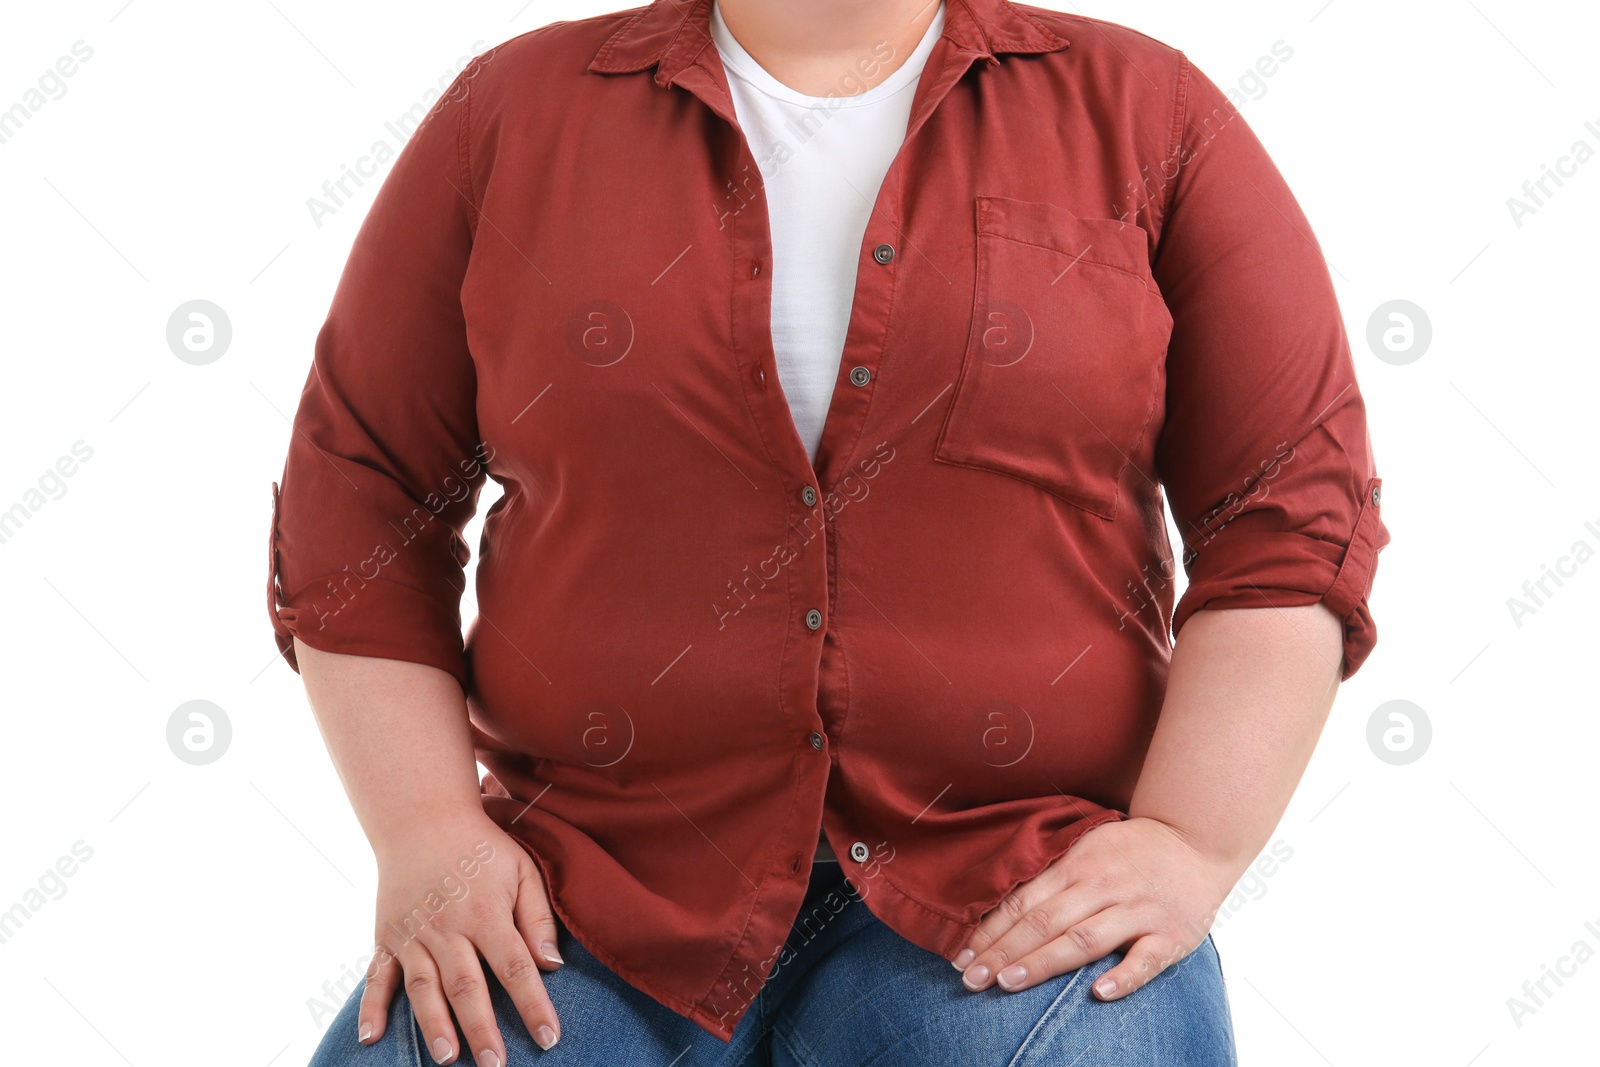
[587,0,1070,86]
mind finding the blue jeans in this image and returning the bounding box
[309,861,1237,1065]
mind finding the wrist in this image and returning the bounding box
[1127,810,1259,883]
[364,796,490,858]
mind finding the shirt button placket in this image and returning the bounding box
[802,489,824,746]
[847,243,893,390]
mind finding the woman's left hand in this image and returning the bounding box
[951,816,1239,1000]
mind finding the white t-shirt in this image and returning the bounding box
[709,1,946,865]
[709,1,947,466]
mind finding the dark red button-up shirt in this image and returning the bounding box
[267,0,1390,1041]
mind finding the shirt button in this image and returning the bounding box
[805,608,823,631]
[872,243,894,264]
[790,854,801,874]
[849,366,871,387]
[849,841,870,863]
[801,485,818,506]
[1371,485,1381,506]
[808,730,825,750]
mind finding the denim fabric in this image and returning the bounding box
[308,861,1236,1066]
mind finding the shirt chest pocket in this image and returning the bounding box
[932,195,1173,520]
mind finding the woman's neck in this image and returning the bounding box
[713,0,942,97]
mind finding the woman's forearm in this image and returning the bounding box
[291,636,484,855]
[1128,603,1345,876]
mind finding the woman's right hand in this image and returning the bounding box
[357,808,564,1064]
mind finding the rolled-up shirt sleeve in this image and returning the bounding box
[1152,54,1391,679]
[267,58,489,692]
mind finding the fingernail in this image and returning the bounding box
[1095,976,1117,997]
[431,1036,453,1063]
[358,1021,372,1042]
[997,965,1027,989]
[534,1024,558,1050]
[539,940,564,964]
[962,963,990,990]
[951,948,975,970]
[476,1050,501,1067]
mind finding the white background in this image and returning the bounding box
[1,1,1595,1064]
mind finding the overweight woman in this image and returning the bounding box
[270,0,1390,1063]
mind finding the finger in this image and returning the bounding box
[1092,932,1188,1001]
[478,920,561,1051]
[991,910,1137,994]
[510,857,563,973]
[432,935,506,1067]
[356,945,401,1044]
[960,886,1106,992]
[399,944,465,1064]
[952,862,1072,971]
